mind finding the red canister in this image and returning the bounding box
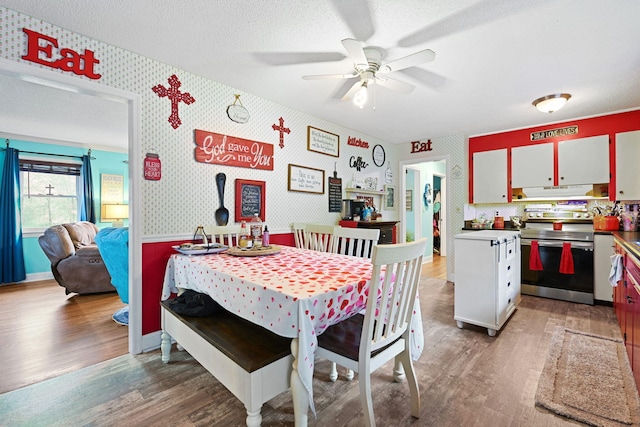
[553,221,563,230]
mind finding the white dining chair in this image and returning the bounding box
[304,224,336,252]
[203,225,241,247]
[328,226,380,381]
[291,222,307,249]
[316,238,428,427]
[330,226,380,258]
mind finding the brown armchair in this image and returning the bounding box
[38,221,115,295]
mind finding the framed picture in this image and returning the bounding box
[384,185,396,210]
[235,179,265,222]
[288,164,325,194]
[307,126,339,157]
[406,190,413,211]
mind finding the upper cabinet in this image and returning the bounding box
[615,130,640,200]
[511,143,554,188]
[557,135,609,185]
[473,149,508,204]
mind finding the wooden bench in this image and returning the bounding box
[160,300,293,427]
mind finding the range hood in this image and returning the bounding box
[514,184,608,201]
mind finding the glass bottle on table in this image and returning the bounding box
[239,221,253,248]
[250,213,263,247]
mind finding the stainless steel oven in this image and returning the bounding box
[520,203,595,305]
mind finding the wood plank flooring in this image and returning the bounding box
[0,254,627,426]
[0,280,128,394]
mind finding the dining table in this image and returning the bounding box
[161,244,424,425]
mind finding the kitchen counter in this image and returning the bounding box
[612,231,640,259]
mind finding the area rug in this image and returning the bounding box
[535,326,640,426]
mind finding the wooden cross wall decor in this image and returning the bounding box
[152,74,196,129]
[272,117,290,149]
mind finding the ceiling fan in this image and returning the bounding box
[302,38,435,108]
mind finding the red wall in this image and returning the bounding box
[468,109,640,203]
[141,232,295,335]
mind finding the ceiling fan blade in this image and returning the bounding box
[341,38,368,69]
[330,0,375,41]
[341,80,364,101]
[378,49,435,73]
[302,72,359,80]
[254,52,346,66]
[375,76,415,94]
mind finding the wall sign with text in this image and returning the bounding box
[235,179,265,222]
[194,129,274,170]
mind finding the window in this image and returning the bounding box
[20,158,81,229]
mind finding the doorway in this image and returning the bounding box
[400,156,449,276]
[0,58,142,354]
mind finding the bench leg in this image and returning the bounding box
[161,331,172,363]
[245,407,262,427]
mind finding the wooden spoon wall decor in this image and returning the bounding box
[215,172,229,226]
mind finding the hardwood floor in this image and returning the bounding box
[0,280,128,394]
[0,254,626,426]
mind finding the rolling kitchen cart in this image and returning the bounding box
[454,230,521,336]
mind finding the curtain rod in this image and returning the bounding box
[4,138,95,160]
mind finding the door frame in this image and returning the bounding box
[0,58,142,354]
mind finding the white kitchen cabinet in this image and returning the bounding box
[558,135,609,185]
[511,143,554,188]
[594,233,614,302]
[472,148,508,204]
[615,130,640,200]
[454,230,521,336]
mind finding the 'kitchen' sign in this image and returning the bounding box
[194,129,274,170]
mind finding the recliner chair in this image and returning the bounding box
[38,221,115,295]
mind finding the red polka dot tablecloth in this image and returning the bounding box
[162,245,423,414]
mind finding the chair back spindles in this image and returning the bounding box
[203,225,241,247]
[304,224,336,252]
[330,227,379,258]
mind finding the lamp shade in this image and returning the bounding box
[532,93,571,113]
[104,203,129,220]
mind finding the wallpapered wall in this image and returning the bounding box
[0,6,409,237]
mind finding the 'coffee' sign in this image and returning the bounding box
[194,129,274,170]
[22,28,101,79]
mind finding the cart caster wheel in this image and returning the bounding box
[456,320,464,329]
[487,329,497,337]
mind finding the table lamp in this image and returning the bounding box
[104,203,129,228]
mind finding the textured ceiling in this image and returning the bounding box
[2,0,640,147]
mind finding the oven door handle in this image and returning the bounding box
[521,239,593,250]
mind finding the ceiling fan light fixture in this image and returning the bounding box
[532,93,571,113]
[353,81,369,109]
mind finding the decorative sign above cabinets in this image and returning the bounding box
[21,28,101,79]
[194,129,274,170]
[530,125,578,141]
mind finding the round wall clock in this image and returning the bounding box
[372,144,385,167]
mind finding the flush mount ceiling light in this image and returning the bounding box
[532,93,571,113]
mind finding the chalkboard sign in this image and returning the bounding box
[328,177,342,212]
[235,179,265,222]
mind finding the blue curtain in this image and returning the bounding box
[79,153,95,223]
[0,148,26,283]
